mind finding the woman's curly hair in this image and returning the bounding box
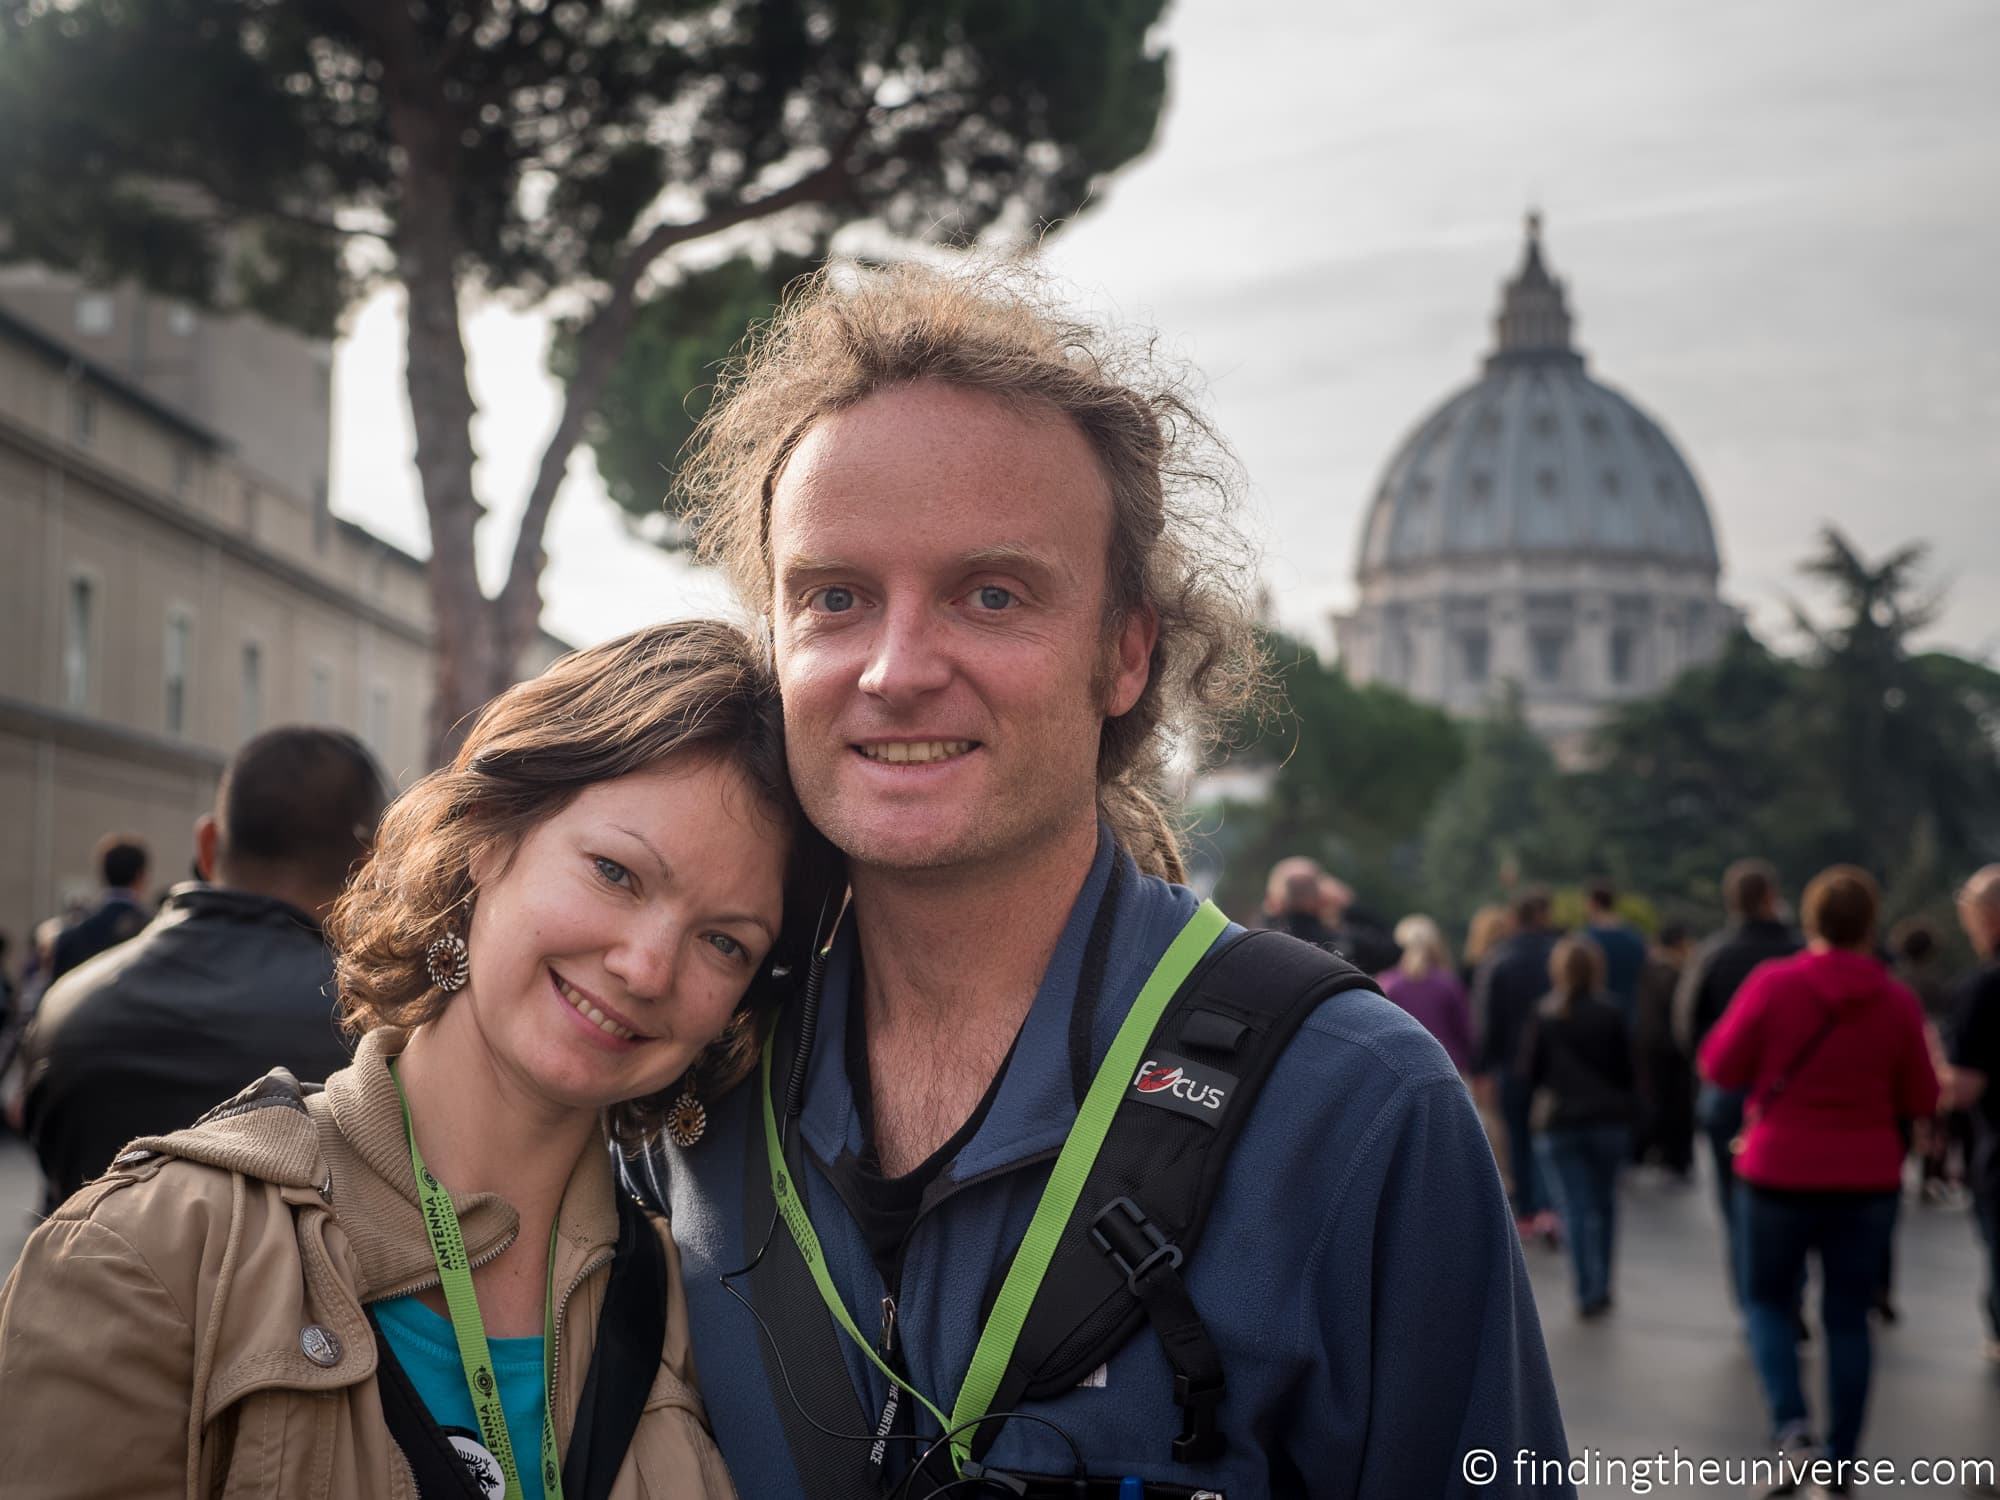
[676,258,1266,873]
[325,619,836,1144]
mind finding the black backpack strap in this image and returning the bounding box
[367,1307,491,1500]
[972,927,1379,1465]
[370,1194,670,1500]
[740,1006,881,1500]
[561,1190,668,1500]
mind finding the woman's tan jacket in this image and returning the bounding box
[0,1028,737,1499]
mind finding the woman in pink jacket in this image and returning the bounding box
[1699,865,1939,1485]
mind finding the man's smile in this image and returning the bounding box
[852,739,980,766]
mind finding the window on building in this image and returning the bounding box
[164,610,193,734]
[309,660,333,721]
[70,389,96,447]
[1531,629,1568,685]
[64,575,95,710]
[1610,627,1636,686]
[366,684,392,757]
[166,302,197,337]
[74,293,114,337]
[1460,629,1490,685]
[240,641,264,739]
[172,447,195,498]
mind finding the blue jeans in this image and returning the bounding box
[1537,1125,1629,1309]
[1498,1073,1547,1219]
[1975,1172,2000,1342]
[1737,1184,1898,1464]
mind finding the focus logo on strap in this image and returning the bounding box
[1127,1050,1235,1123]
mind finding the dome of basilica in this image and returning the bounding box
[1359,219,1718,574]
[1333,216,1736,752]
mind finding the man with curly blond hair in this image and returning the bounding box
[644,261,1570,1497]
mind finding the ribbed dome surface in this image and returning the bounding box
[1358,220,1719,575]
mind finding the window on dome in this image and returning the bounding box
[1533,410,1556,438]
[1602,469,1622,497]
[1537,468,1560,497]
[1584,412,1608,440]
[1479,409,1501,438]
[1655,473,1675,502]
[1470,471,1493,499]
[1531,629,1569,685]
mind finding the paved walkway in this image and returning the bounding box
[1522,1163,1998,1497]
[2,1133,1994,1494]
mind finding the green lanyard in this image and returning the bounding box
[762,898,1229,1473]
[391,1066,566,1500]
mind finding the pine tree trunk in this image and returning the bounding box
[385,78,495,766]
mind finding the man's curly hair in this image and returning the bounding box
[677,259,1265,870]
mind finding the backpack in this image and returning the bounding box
[726,924,1380,1497]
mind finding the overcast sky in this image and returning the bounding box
[331,0,2000,660]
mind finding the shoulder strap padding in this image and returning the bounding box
[980,928,1379,1427]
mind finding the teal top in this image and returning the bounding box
[375,1294,549,1500]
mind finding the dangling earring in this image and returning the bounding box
[425,931,469,992]
[664,1085,706,1148]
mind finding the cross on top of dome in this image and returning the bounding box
[1489,210,1581,369]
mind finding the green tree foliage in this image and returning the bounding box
[1222,532,2000,940]
[0,0,1170,754]
[1564,629,1812,914]
[1416,686,1585,929]
[1203,633,1462,920]
[1573,528,2000,924]
[554,250,816,532]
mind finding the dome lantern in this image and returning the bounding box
[1489,211,1582,370]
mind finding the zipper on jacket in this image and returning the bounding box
[391,1226,519,1300]
[547,1247,616,1422]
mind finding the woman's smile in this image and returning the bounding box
[549,965,649,1047]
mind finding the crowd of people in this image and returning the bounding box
[1268,853,2000,1486]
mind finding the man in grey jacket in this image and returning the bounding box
[22,726,386,1204]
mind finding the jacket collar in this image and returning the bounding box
[796,829,1205,1183]
[161,881,324,937]
[317,1028,621,1302]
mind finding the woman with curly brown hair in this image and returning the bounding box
[0,620,831,1499]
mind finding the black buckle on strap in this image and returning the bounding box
[1089,1197,1184,1293]
[1171,1369,1225,1462]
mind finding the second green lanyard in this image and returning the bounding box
[393,1065,567,1500]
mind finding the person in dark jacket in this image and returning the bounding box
[1675,857,1802,1301]
[1700,866,1939,1476]
[21,726,388,1205]
[1632,922,1696,1177]
[46,835,151,984]
[1264,856,1340,947]
[1475,887,1564,1238]
[1262,858,1403,975]
[1583,878,1647,1023]
[1522,935,1638,1316]
[1947,865,2000,1366]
